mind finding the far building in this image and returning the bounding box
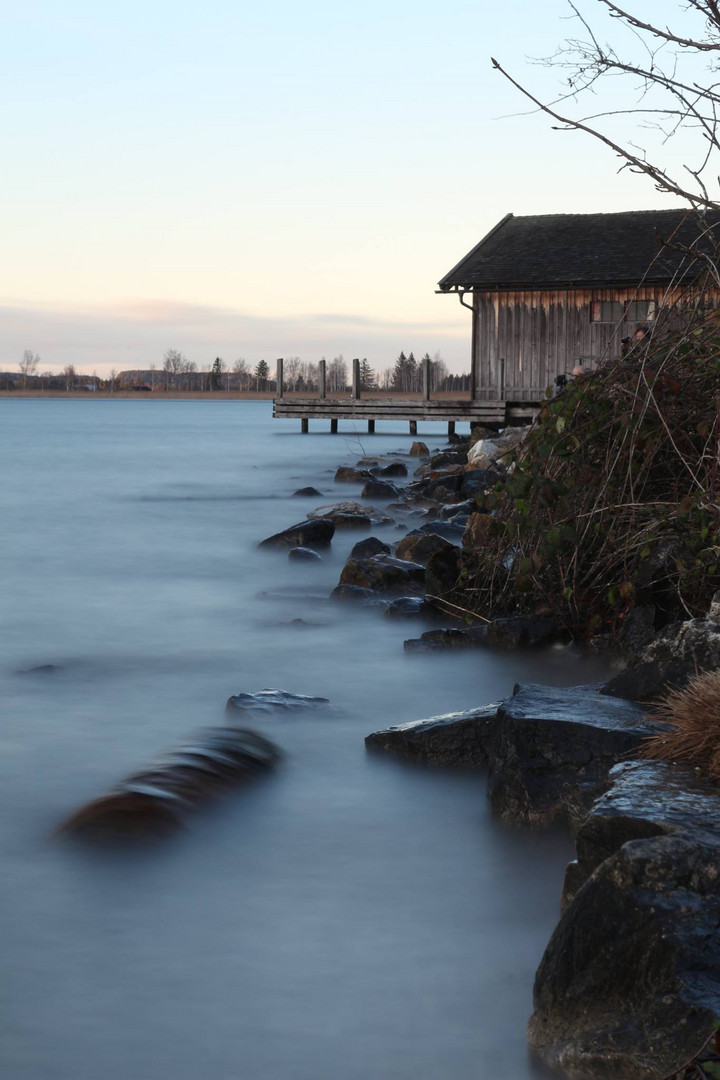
[437,209,720,402]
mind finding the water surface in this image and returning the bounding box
[0,401,603,1079]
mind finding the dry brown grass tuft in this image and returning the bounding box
[641,668,720,775]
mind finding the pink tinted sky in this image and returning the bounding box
[0,0,703,376]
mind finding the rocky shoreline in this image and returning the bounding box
[257,430,720,1080]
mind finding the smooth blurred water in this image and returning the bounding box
[0,400,604,1080]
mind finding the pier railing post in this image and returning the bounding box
[422,355,431,401]
[319,359,327,400]
[276,358,284,399]
[352,358,361,400]
[499,357,506,401]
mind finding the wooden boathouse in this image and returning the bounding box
[437,208,720,401]
[274,208,720,432]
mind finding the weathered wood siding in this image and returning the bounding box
[471,287,695,401]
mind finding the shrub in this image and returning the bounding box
[641,668,720,775]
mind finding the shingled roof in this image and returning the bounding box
[438,209,720,291]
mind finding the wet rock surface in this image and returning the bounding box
[329,583,383,603]
[394,531,456,566]
[365,703,500,766]
[350,536,392,560]
[383,596,435,619]
[487,684,659,826]
[528,833,720,1080]
[226,688,330,714]
[603,615,720,699]
[288,546,323,561]
[309,501,393,527]
[361,478,400,500]
[292,486,323,497]
[338,554,426,594]
[334,466,372,483]
[562,760,720,906]
[258,518,335,550]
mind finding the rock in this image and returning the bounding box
[430,451,467,468]
[16,663,62,675]
[226,688,330,714]
[338,554,425,594]
[308,501,393,526]
[404,628,487,651]
[370,462,408,478]
[350,536,392,559]
[394,531,456,566]
[288,547,323,561]
[460,467,503,498]
[258,518,335,550]
[383,596,435,619]
[292,486,323,497]
[417,520,466,543]
[425,545,462,599]
[365,703,501,766]
[361,478,400,499]
[487,684,660,826]
[334,466,372,483]
[330,584,383,603]
[437,499,476,521]
[528,834,720,1080]
[603,616,720,700]
[462,512,494,549]
[467,428,526,467]
[409,441,429,456]
[562,760,720,907]
[59,727,280,840]
[483,616,571,649]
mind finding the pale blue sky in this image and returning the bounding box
[0,0,708,374]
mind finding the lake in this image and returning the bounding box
[0,400,603,1080]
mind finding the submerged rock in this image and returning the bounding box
[258,518,335,550]
[383,596,435,619]
[365,703,500,766]
[334,466,372,483]
[329,584,385,604]
[409,441,429,457]
[292,486,323,497]
[59,728,280,840]
[370,462,408,478]
[226,688,330,714]
[288,547,323,561]
[487,684,660,826]
[308,501,393,527]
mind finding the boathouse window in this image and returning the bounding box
[591,300,655,323]
[591,301,624,323]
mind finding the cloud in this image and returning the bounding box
[0,298,469,375]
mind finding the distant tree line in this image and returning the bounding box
[5,347,470,393]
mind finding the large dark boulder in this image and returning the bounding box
[483,616,572,649]
[528,834,720,1080]
[603,615,720,699]
[338,554,425,594]
[259,518,335,549]
[562,760,720,906]
[365,703,500,766]
[460,467,503,498]
[487,684,660,825]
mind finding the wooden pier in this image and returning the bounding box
[272,357,535,434]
